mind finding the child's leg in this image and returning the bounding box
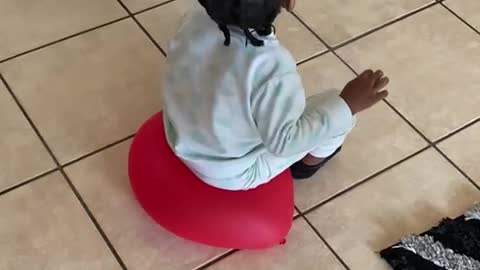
[235,117,355,189]
[306,114,356,161]
[308,133,348,159]
[234,151,308,190]
[214,134,348,190]
[211,114,355,190]
[233,133,349,189]
[291,116,356,179]
[198,151,307,191]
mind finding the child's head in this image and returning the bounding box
[198,0,296,47]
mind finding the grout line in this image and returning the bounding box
[433,145,480,190]
[300,145,430,216]
[293,7,435,145]
[133,0,178,16]
[381,99,431,144]
[294,205,303,218]
[293,210,303,220]
[290,12,356,74]
[0,16,130,64]
[0,0,172,65]
[291,12,362,76]
[0,168,58,196]
[0,74,129,270]
[433,118,480,145]
[62,133,135,168]
[300,214,351,270]
[195,249,239,270]
[59,169,130,270]
[196,207,303,270]
[130,16,167,56]
[115,0,167,56]
[298,147,478,270]
[0,74,62,173]
[308,11,480,197]
[195,210,303,270]
[330,1,439,51]
[290,12,331,50]
[291,1,439,67]
[298,2,480,196]
[440,2,480,36]
[326,40,435,149]
[294,3,480,211]
[296,49,330,66]
[292,9,445,205]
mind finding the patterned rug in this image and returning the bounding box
[380,203,480,269]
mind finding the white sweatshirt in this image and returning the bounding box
[162,3,354,183]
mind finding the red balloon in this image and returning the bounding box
[129,113,294,249]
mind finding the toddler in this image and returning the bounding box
[162,0,389,190]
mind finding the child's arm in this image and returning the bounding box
[252,70,389,157]
[251,73,354,157]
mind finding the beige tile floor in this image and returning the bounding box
[1,0,479,269]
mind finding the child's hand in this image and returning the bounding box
[340,70,389,115]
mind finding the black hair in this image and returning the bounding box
[198,0,283,47]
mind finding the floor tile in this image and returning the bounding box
[207,219,345,270]
[438,122,480,185]
[294,0,432,46]
[0,0,125,60]
[0,82,54,191]
[274,11,327,62]
[0,20,166,164]
[135,0,191,50]
[137,0,326,62]
[122,0,169,13]
[446,0,480,30]
[294,54,426,211]
[0,173,119,270]
[306,149,480,269]
[64,141,227,270]
[337,6,480,141]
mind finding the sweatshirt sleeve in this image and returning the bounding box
[251,72,354,157]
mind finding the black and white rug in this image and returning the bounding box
[380,203,480,269]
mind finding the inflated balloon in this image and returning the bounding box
[129,112,294,249]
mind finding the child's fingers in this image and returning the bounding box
[360,69,375,88]
[374,77,390,91]
[372,70,384,88]
[373,70,384,81]
[373,90,389,103]
[360,69,374,79]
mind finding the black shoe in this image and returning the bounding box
[290,147,342,180]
